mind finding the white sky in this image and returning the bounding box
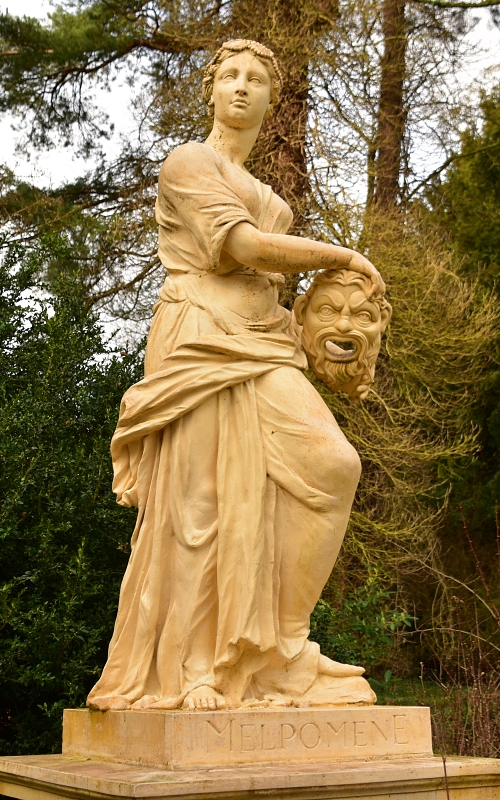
[0,0,136,186]
[1,0,499,188]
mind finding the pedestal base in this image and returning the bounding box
[2,707,499,800]
[1,753,500,800]
[62,707,433,769]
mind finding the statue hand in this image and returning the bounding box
[347,252,386,298]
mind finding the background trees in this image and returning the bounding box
[0,239,141,753]
[0,0,490,313]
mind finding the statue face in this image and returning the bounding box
[211,51,272,129]
[294,273,391,399]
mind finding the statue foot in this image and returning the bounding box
[131,695,160,710]
[318,653,365,677]
[183,685,227,711]
[241,694,294,709]
[87,695,131,711]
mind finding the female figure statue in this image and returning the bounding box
[88,39,384,713]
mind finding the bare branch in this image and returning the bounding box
[407,141,500,199]
[410,0,500,9]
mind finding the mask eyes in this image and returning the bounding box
[319,305,336,318]
[355,311,372,324]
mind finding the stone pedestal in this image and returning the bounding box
[1,752,500,800]
[1,707,500,800]
[62,707,433,768]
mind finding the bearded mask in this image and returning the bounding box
[293,270,392,400]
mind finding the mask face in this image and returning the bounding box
[294,272,391,399]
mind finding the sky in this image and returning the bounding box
[1,0,500,189]
[0,0,136,187]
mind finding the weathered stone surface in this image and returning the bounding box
[2,752,500,800]
[63,706,432,769]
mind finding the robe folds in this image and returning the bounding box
[87,143,365,709]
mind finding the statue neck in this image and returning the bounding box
[205,119,262,169]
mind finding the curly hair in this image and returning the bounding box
[306,269,392,316]
[202,39,283,116]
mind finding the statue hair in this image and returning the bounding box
[306,269,392,315]
[202,39,283,117]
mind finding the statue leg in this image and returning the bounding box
[253,367,363,696]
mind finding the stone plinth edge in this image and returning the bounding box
[62,706,432,769]
[1,753,500,800]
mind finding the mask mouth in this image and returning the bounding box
[310,329,368,368]
[325,339,358,362]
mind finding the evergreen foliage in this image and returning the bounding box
[310,566,413,669]
[0,1,480,318]
[430,87,500,287]
[0,239,141,754]
[428,89,500,546]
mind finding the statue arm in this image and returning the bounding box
[223,222,385,295]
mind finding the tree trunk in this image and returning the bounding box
[373,0,407,210]
[230,0,338,306]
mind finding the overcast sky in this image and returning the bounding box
[1,0,500,189]
[0,0,136,187]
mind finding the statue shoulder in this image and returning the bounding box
[160,142,220,183]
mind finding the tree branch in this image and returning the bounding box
[87,259,158,305]
[410,0,500,9]
[407,141,500,199]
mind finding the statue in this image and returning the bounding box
[87,39,390,714]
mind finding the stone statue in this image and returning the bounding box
[87,39,390,714]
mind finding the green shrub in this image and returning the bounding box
[0,240,142,754]
[310,565,412,670]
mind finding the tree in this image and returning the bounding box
[318,211,498,593]
[372,0,407,209]
[0,0,341,313]
[428,86,500,285]
[0,0,489,316]
[0,237,142,754]
[425,86,500,543]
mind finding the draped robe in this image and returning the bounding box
[87,143,374,709]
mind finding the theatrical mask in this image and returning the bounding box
[294,269,392,400]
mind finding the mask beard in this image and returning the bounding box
[301,327,381,395]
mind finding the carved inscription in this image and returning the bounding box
[327,720,346,746]
[299,722,321,749]
[394,714,409,744]
[204,713,413,755]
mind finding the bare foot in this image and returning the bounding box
[148,696,183,710]
[319,653,365,677]
[87,695,131,711]
[131,695,160,710]
[183,685,227,711]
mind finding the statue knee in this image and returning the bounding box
[319,434,361,498]
[342,441,362,493]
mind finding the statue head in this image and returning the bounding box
[294,269,392,400]
[202,40,283,118]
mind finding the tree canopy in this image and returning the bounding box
[1,0,494,316]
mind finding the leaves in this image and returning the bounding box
[310,565,413,668]
[0,239,142,754]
